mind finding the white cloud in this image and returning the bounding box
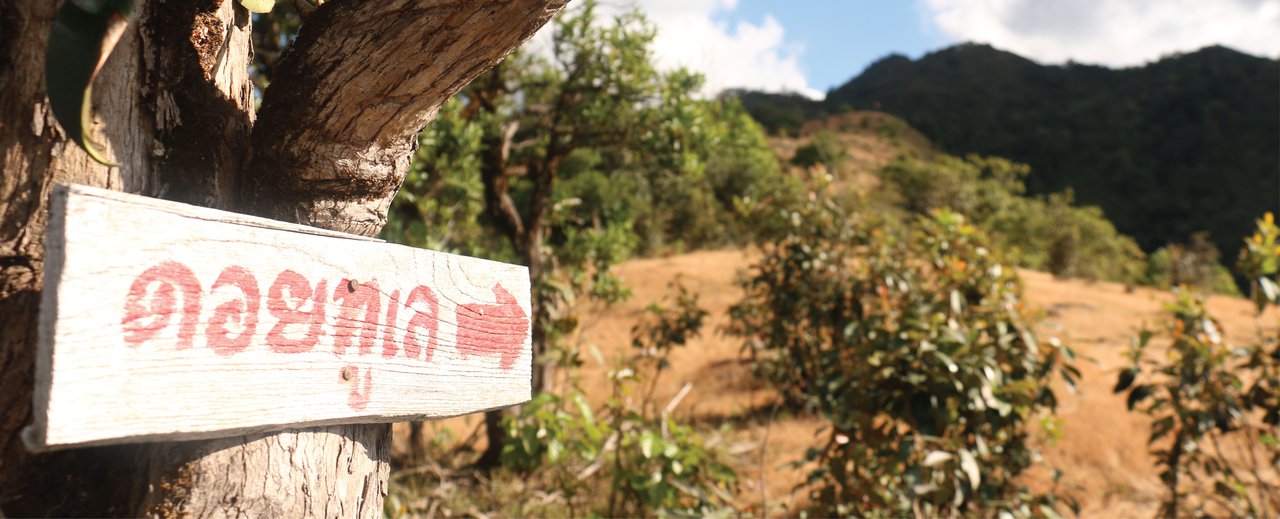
[920,0,1280,67]
[528,0,820,99]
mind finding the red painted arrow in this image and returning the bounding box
[455,283,529,371]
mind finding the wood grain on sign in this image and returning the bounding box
[25,184,532,451]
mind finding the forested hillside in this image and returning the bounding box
[732,43,1279,260]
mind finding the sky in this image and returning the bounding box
[542,0,1280,99]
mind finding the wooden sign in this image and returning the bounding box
[24,184,532,451]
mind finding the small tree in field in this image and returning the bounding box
[729,185,1078,517]
[1118,213,1280,517]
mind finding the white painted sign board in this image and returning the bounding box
[25,184,532,451]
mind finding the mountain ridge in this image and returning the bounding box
[730,43,1279,259]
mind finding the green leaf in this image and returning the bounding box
[958,448,981,488]
[547,438,565,463]
[1149,416,1174,444]
[1258,277,1279,312]
[1127,384,1152,411]
[239,0,275,13]
[934,351,959,373]
[46,0,136,166]
[640,431,655,459]
[922,450,953,467]
[572,393,595,425]
[1113,367,1136,393]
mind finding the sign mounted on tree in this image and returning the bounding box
[25,184,532,451]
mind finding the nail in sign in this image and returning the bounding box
[25,185,533,451]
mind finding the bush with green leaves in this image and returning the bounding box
[1116,294,1280,516]
[500,282,738,517]
[879,154,1146,283]
[1142,232,1241,296]
[729,192,1078,517]
[1117,213,1280,517]
[1238,213,1280,434]
[790,131,847,171]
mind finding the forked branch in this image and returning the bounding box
[240,0,568,236]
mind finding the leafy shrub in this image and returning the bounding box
[1029,192,1147,282]
[1238,213,1280,435]
[1117,294,1279,516]
[500,282,738,517]
[879,153,1017,217]
[386,284,734,519]
[880,154,1146,284]
[790,131,846,171]
[1118,213,1280,517]
[1143,232,1241,296]
[1240,213,1280,313]
[728,193,1078,517]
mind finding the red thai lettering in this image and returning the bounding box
[205,266,260,356]
[266,270,326,353]
[402,285,439,362]
[333,279,381,355]
[118,260,459,377]
[381,289,401,358]
[343,365,372,411]
[121,261,202,348]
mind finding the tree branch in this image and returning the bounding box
[481,119,525,248]
[238,0,568,236]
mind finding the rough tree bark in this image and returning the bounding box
[0,0,564,515]
[1,0,253,513]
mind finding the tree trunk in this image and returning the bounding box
[472,67,574,466]
[0,0,564,515]
[2,0,254,513]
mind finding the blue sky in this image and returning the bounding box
[561,0,1280,99]
[720,1,947,94]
